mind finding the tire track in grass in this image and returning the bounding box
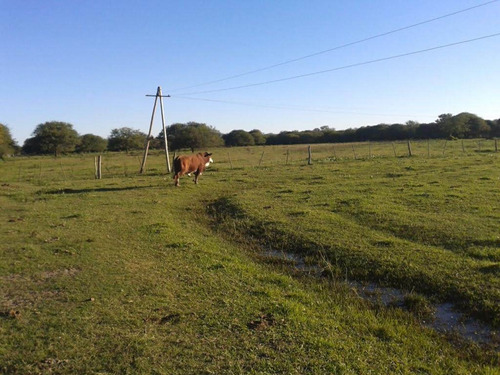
[206,196,500,329]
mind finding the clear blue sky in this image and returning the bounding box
[2,0,500,145]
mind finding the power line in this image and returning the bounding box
[169,0,499,93]
[174,32,500,96]
[170,95,436,119]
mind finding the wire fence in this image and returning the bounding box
[3,139,498,183]
[215,139,499,169]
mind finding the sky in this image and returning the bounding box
[2,0,500,145]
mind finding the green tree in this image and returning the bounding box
[0,123,18,158]
[22,121,79,156]
[107,127,146,152]
[463,114,489,138]
[224,130,255,147]
[161,122,223,152]
[487,119,500,137]
[76,134,108,153]
[437,113,489,139]
[249,129,266,145]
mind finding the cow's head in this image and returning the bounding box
[204,152,214,165]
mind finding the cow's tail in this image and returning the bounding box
[172,156,180,178]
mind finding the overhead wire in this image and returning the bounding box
[170,32,500,96]
[168,0,499,93]
[169,95,436,119]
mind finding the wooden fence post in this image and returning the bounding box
[286,149,290,165]
[351,145,357,160]
[259,151,265,167]
[407,140,412,157]
[95,155,102,179]
[427,140,430,158]
[392,142,397,158]
[308,145,312,165]
[59,161,67,180]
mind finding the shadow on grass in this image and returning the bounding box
[40,186,153,195]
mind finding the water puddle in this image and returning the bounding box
[349,281,496,346]
[259,249,498,348]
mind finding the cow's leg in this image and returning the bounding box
[174,172,184,186]
[193,171,200,184]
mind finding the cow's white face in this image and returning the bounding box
[205,157,214,167]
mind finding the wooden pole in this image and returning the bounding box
[140,87,159,173]
[59,161,67,180]
[392,142,397,157]
[158,87,171,173]
[495,139,498,153]
[368,142,372,158]
[258,151,265,167]
[407,140,412,157]
[427,140,430,158]
[308,145,312,165]
[94,156,102,179]
[332,144,337,160]
[286,149,289,165]
[351,144,357,160]
[97,155,102,179]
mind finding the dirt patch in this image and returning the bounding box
[39,267,80,280]
[247,313,276,331]
[1,268,80,311]
[159,313,181,325]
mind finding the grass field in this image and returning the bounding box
[1,140,499,374]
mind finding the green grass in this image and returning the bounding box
[207,154,500,326]
[1,142,499,374]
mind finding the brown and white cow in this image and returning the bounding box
[173,152,213,186]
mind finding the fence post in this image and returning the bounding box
[95,155,102,179]
[495,139,498,153]
[286,149,290,165]
[392,142,397,157]
[308,145,312,165]
[351,145,357,160]
[407,140,412,157]
[258,151,265,167]
[427,140,430,158]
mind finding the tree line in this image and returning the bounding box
[1,112,499,158]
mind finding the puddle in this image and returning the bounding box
[349,281,496,346]
[261,249,323,276]
[260,248,498,348]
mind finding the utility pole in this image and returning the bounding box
[140,86,171,174]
